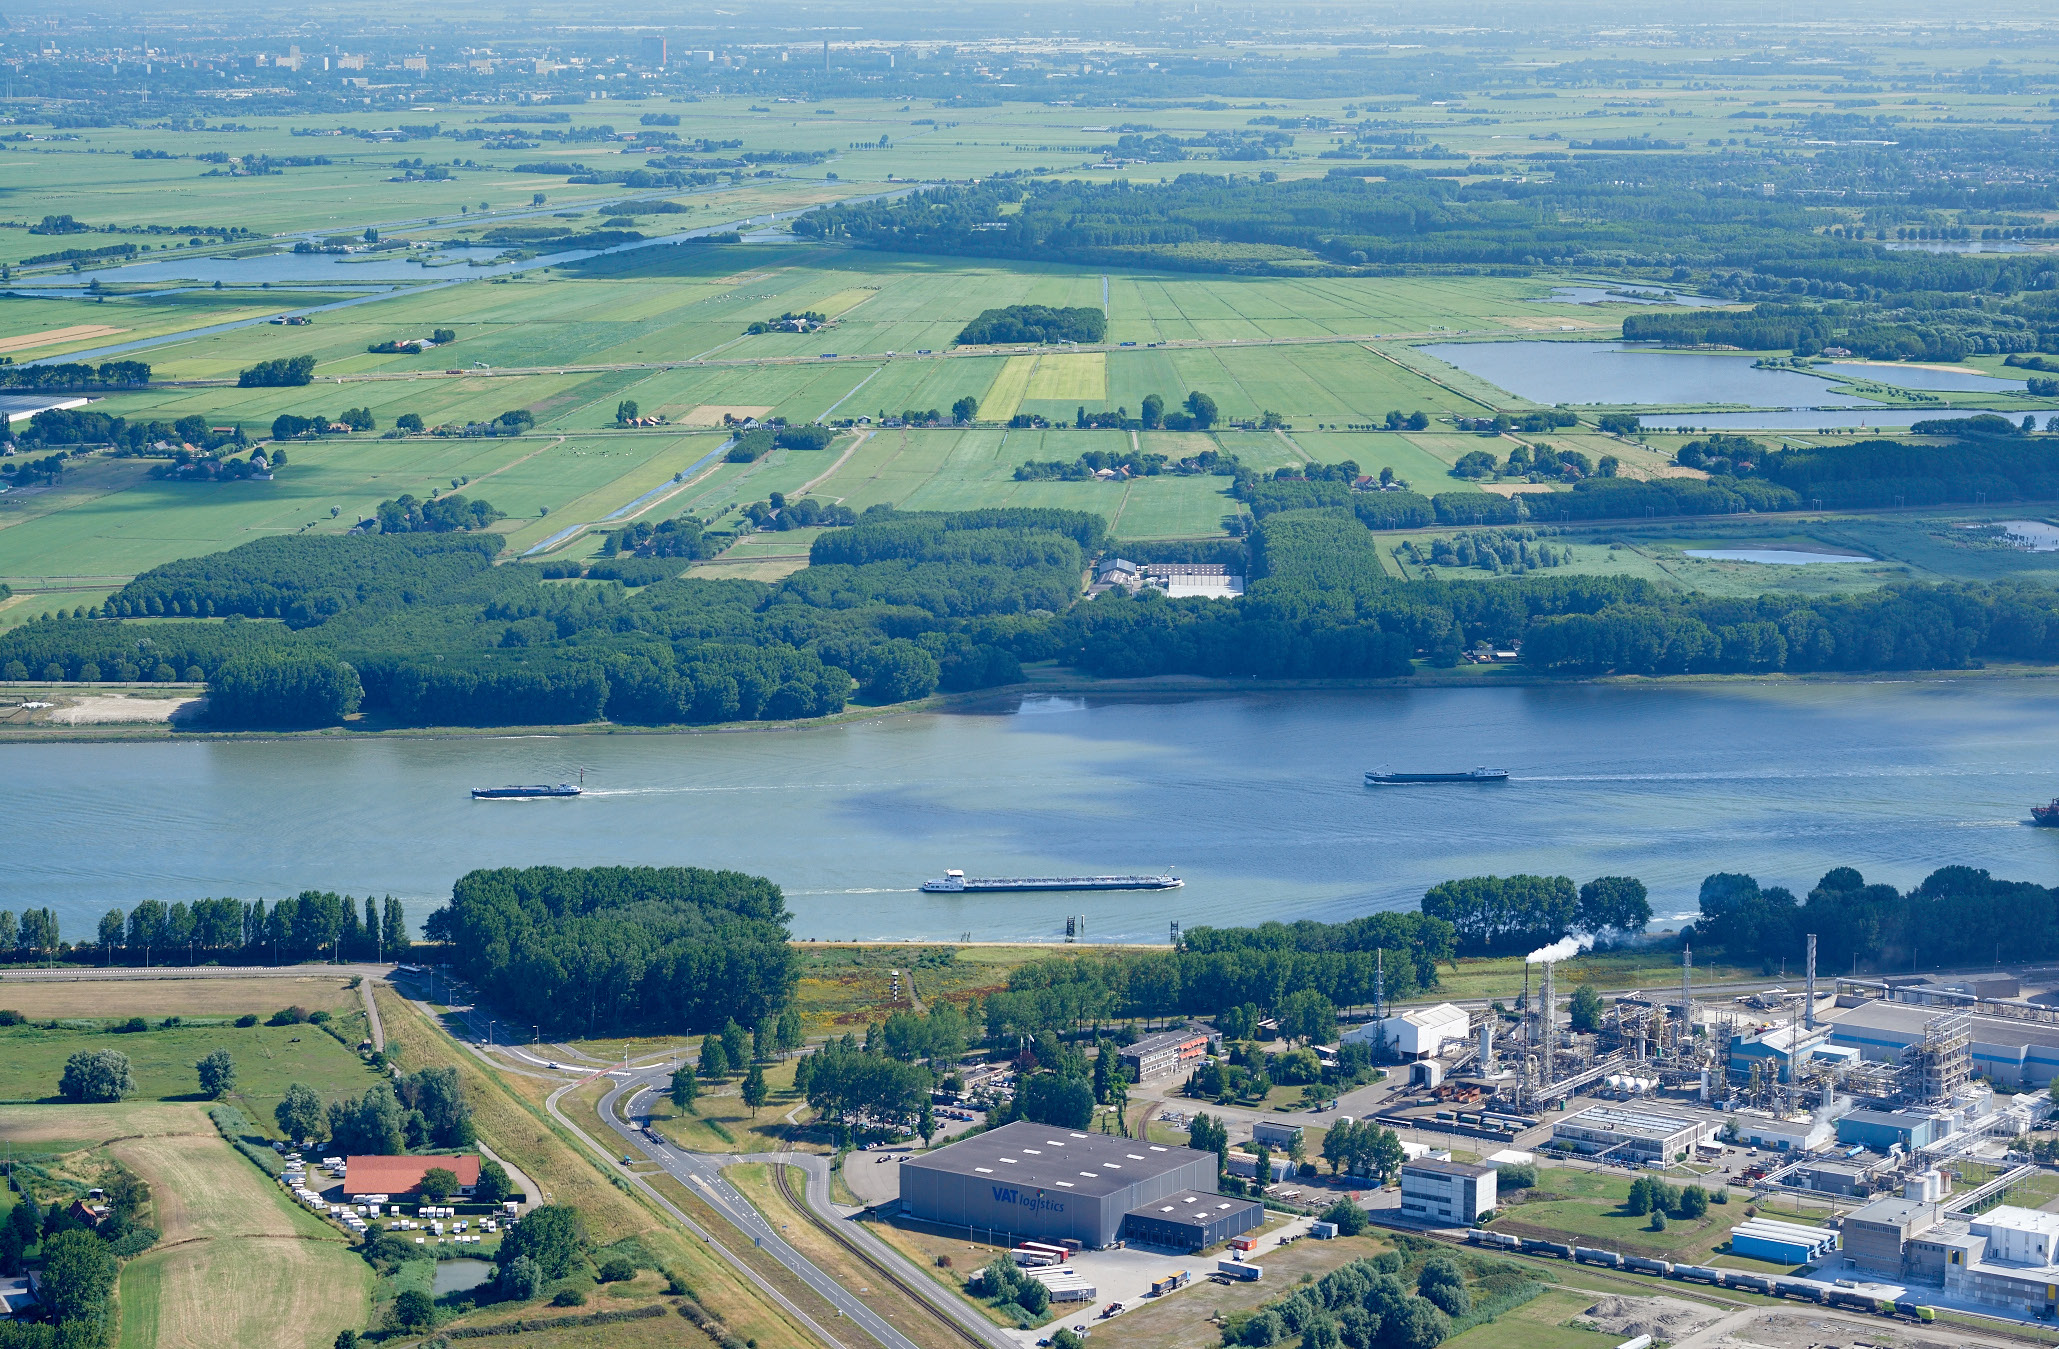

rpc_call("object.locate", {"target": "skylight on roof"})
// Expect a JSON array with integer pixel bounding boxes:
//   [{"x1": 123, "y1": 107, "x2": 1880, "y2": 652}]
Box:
[
  {"x1": 1056, "y1": 1181, "x2": 1074, "y2": 1187},
  {"x1": 975, "y1": 1167, "x2": 993, "y2": 1173}
]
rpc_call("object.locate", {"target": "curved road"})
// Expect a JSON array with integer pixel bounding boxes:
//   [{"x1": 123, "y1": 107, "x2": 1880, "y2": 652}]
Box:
[{"x1": 594, "y1": 1071, "x2": 917, "y2": 1349}]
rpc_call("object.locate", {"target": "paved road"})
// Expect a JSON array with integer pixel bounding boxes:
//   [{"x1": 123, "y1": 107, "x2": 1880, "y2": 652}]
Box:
[{"x1": 597, "y1": 1072, "x2": 911, "y2": 1349}]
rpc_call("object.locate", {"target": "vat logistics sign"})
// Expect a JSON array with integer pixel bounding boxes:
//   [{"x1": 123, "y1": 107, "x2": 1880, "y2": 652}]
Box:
[{"x1": 992, "y1": 1185, "x2": 1065, "y2": 1215}]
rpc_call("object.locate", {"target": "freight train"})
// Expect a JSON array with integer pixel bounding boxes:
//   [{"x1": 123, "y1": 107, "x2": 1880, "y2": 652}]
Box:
[{"x1": 1463, "y1": 1230, "x2": 1933, "y2": 1321}]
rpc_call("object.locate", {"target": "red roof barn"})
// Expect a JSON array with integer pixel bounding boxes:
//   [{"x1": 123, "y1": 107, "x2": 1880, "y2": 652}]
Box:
[{"x1": 343, "y1": 1155, "x2": 481, "y2": 1198}]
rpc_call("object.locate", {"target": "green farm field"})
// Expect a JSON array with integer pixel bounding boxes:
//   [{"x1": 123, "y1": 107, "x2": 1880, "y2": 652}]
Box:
[
  {"x1": 0, "y1": 1019, "x2": 382, "y2": 1126},
  {"x1": 0, "y1": 426, "x2": 739, "y2": 581},
  {"x1": 0, "y1": 81, "x2": 2050, "y2": 258}
]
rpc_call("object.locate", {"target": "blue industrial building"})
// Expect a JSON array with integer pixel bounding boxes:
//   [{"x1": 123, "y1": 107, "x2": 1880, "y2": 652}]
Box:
[
  {"x1": 1835, "y1": 1108, "x2": 1937, "y2": 1151},
  {"x1": 1729, "y1": 1216, "x2": 1839, "y2": 1266}
]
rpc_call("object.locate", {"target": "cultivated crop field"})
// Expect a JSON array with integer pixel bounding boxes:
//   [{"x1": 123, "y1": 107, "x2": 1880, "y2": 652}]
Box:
[
  {"x1": 0, "y1": 1100, "x2": 368, "y2": 1349},
  {"x1": 112, "y1": 1122, "x2": 371, "y2": 1349}
]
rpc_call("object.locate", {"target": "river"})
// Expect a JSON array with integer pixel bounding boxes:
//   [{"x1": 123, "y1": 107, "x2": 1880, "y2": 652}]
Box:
[{"x1": 7, "y1": 682, "x2": 2058, "y2": 944}]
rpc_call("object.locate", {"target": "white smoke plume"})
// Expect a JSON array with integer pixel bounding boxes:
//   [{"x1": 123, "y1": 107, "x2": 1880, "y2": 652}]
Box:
[{"x1": 1526, "y1": 933, "x2": 1594, "y2": 964}]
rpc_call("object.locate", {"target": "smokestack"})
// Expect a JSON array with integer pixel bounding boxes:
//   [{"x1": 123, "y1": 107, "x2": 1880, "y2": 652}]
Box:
[
  {"x1": 1541, "y1": 958, "x2": 1557, "y2": 1088},
  {"x1": 1680, "y1": 942, "x2": 1694, "y2": 1051},
  {"x1": 1479, "y1": 1018, "x2": 1494, "y2": 1072},
  {"x1": 1806, "y1": 932, "x2": 1817, "y2": 1031}
]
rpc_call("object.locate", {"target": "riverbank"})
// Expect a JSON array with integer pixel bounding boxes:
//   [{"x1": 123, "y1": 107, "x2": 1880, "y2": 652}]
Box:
[{"x1": 7, "y1": 660, "x2": 2059, "y2": 745}]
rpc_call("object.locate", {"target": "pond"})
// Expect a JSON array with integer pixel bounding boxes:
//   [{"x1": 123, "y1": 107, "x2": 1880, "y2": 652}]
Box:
[
  {"x1": 1825, "y1": 361, "x2": 2026, "y2": 394},
  {"x1": 1683, "y1": 549, "x2": 1874, "y2": 566},
  {"x1": 1419, "y1": 341, "x2": 1880, "y2": 408},
  {"x1": 1989, "y1": 521, "x2": 2059, "y2": 553},
  {"x1": 1634, "y1": 408, "x2": 2030, "y2": 432},
  {"x1": 1534, "y1": 286, "x2": 1728, "y2": 307},
  {"x1": 433, "y1": 1259, "x2": 497, "y2": 1296},
  {"x1": 1418, "y1": 340, "x2": 2058, "y2": 429},
  {"x1": 1884, "y1": 240, "x2": 2036, "y2": 253}
]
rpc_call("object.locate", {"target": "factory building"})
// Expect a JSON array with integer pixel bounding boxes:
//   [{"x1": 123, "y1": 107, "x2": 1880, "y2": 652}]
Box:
[
  {"x1": 1117, "y1": 1026, "x2": 1219, "y2": 1081},
  {"x1": 898, "y1": 1121, "x2": 1223, "y2": 1249},
  {"x1": 1399, "y1": 1159, "x2": 1497, "y2": 1224},
  {"x1": 1841, "y1": 1197, "x2": 1942, "y2": 1276},
  {"x1": 1550, "y1": 1105, "x2": 1720, "y2": 1163},
  {"x1": 1837, "y1": 1199, "x2": 2059, "y2": 1316},
  {"x1": 1834, "y1": 1107, "x2": 1938, "y2": 1151},
  {"x1": 1826, "y1": 999, "x2": 2059, "y2": 1087},
  {"x1": 1342, "y1": 1003, "x2": 1471, "y2": 1059}
]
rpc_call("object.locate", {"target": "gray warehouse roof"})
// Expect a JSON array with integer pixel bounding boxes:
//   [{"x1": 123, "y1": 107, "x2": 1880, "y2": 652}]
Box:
[
  {"x1": 1126, "y1": 1190, "x2": 1259, "y2": 1222},
  {"x1": 1403, "y1": 1158, "x2": 1496, "y2": 1180},
  {"x1": 1830, "y1": 1000, "x2": 2059, "y2": 1051},
  {"x1": 904, "y1": 1121, "x2": 1211, "y2": 1200}
]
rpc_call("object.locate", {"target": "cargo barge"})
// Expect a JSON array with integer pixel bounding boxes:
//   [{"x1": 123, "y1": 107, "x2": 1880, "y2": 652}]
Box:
[
  {"x1": 472, "y1": 783, "x2": 583, "y2": 799},
  {"x1": 921, "y1": 869, "x2": 1183, "y2": 893},
  {"x1": 1365, "y1": 767, "x2": 1509, "y2": 785}
]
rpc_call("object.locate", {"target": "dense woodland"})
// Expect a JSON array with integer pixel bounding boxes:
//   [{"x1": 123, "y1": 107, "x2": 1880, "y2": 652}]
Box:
[
  {"x1": 424, "y1": 865, "x2": 798, "y2": 1035},
  {"x1": 18, "y1": 448, "x2": 2059, "y2": 719},
  {"x1": 0, "y1": 510, "x2": 1075, "y2": 728},
  {"x1": 1691, "y1": 865, "x2": 2059, "y2": 973}
]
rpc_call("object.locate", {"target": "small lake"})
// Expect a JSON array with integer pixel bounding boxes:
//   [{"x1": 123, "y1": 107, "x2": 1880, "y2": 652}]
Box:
[
  {"x1": 1885, "y1": 240, "x2": 2036, "y2": 254},
  {"x1": 1535, "y1": 287, "x2": 1728, "y2": 308},
  {"x1": 1635, "y1": 408, "x2": 2027, "y2": 431},
  {"x1": 1420, "y1": 341, "x2": 1880, "y2": 408},
  {"x1": 1826, "y1": 362, "x2": 2026, "y2": 394},
  {"x1": 1684, "y1": 549, "x2": 1874, "y2": 566},
  {"x1": 432, "y1": 1259, "x2": 496, "y2": 1295},
  {"x1": 1991, "y1": 521, "x2": 2059, "y2": 553}
]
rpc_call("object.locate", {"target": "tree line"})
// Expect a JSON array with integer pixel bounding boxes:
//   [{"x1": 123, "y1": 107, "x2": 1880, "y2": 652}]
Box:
[
  {"x1": 2, "y1": 894, "x2": 408, "y2": 965},
  {"x1": 1421, "y1": 875, "x2": 1650, "y2": 955},
  {"x1": 1691, "y1": 864, "x2": 2059, "y2": 974},
  {"x1": 980, "y1": 908, "x2": 1454, "y2": 1041}
]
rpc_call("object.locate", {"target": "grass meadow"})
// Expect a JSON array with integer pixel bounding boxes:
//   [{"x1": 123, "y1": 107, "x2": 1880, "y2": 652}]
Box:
[{"x1": 0, "y1": 1018, "x2": 380, "y2": 1126}]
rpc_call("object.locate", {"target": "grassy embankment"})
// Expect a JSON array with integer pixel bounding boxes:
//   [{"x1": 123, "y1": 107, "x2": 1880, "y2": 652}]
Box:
[{"x1": 370, "y1": 984, "x2": 819, "y2": 1346}]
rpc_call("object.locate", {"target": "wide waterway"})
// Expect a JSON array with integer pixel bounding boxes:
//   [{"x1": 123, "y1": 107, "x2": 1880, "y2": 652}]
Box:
[{"x1": 8, "y1": 682, "x2": 2059, "y2": 944}]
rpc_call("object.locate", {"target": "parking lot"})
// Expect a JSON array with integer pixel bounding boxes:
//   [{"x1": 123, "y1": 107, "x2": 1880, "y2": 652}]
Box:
[{"x1": 1008, "y1": 1213, "x2": 1316, "y2": 1346}]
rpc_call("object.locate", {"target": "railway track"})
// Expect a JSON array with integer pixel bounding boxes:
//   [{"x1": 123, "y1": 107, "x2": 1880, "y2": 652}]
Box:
[{"x1": 769, "y1": 1160, "x2": 996, "y2": 1349}]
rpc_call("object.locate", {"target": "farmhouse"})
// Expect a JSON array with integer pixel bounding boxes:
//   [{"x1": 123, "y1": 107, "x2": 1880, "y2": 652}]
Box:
[{"x1": 343, "y1": 1154, "x2": 482, "y2": 1198}]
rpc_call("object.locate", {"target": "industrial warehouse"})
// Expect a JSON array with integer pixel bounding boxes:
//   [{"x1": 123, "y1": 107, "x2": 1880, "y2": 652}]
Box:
[{"x1": 896, "y1": 1121, "x2": 1262, "y2": 1250}]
